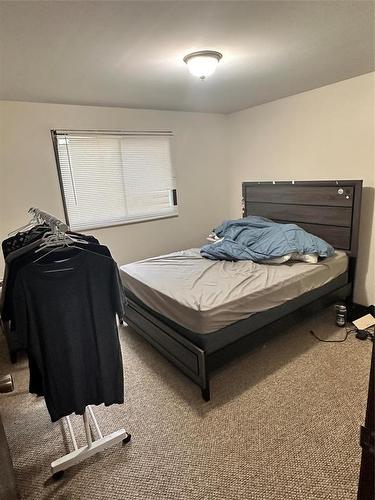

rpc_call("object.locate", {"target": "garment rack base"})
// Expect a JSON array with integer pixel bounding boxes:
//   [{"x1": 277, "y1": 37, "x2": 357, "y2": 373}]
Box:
[{"x1": 51, "y1": 405, "x2": 131, "y2": 479}]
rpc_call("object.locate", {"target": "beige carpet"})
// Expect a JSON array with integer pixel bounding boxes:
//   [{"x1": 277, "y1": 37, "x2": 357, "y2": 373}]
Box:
[{"x1": 0, "y1": 307, "x2": 371, "y2": 500}]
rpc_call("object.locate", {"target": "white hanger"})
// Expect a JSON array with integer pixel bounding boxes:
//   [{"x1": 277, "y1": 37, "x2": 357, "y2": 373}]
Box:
[{"x1": 7, "y1": 213, "x2": 42, "y2": 236}]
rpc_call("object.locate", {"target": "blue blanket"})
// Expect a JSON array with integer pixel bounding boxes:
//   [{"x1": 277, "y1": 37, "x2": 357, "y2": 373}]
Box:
[{"x1": 201, "y1": 216, "x2": 334, "y2": 261}]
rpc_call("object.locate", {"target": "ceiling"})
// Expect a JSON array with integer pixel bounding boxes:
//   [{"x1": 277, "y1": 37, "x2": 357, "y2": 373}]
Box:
[{"x1": 0, "y1": 1, "x2": 374, "y2": 114}]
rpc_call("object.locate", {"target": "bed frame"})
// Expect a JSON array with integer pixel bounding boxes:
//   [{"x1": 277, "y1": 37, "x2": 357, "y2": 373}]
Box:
[{"x1": 123, "y1": 180, "x2": 363, "y2": 401}]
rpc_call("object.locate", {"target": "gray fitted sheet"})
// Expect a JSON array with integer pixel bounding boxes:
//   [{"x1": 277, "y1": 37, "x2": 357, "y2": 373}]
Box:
[{"x1": 120, "y1": 249, "x2": 348, "y2": 334}]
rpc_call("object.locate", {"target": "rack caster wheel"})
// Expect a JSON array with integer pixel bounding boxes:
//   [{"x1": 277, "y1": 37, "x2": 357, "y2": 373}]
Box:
[
  {"x1": 52, "y1": 470, "x2": 64, "y2": 481},
  {"x1": 122, "y1": 433, "x2": 131, "y2": 444}
]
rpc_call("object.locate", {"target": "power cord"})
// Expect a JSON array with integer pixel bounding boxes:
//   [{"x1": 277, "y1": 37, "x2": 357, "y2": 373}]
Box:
[
  {"x1": 309, "y1": 324, "x2": 374, "y2": 343},
  {"x1": 309, "y1": 325, "x2": 357, "y2": 343}
]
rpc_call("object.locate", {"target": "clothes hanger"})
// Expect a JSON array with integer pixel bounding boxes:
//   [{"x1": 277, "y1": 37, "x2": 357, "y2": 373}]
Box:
[
  {"x1": 35, "y1": 230, "x2": 88, "y2": 251},
  {"x1": 33, "y1": 231, "x2": 112, "y2": 264},
  {"x1": 7, "y1": 213, "x2": 41, "y2": 236}
]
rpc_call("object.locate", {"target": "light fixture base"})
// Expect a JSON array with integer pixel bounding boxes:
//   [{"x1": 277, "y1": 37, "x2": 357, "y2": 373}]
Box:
[{"x1": 183, "y1": 50, "x2": 223, "y2": 65}]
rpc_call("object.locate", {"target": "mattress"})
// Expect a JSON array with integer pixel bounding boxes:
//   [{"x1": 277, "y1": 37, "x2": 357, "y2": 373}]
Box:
[{"x1": 120, "y1": 249, "x2": 348, "y2": 334}]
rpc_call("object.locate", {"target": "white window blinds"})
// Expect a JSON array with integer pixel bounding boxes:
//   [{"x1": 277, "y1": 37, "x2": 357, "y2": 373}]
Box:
[{"x1": 53, "y1": 131, "x2": 177, "y2": 231}]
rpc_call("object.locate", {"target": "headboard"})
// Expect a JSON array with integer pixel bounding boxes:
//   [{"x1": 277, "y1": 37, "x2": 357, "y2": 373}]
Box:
[{"x1": 242, "y1": 180, "x2": 363, "y2": 257}]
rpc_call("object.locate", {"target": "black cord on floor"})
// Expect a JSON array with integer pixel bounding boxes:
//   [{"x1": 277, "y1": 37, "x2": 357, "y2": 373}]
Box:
[
  {"x1": 310, "y1": 325, "x2": 375, "y2": 343},
  {"x1": 309, "y1": 326, "x2": 357, "y2": 343}
]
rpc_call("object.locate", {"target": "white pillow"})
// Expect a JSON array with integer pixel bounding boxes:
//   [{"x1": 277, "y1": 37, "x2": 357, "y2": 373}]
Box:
[
  {"x1": 261, "y1": 253, "x2": 319, "y2": 264},
  {"x1": 290, "y1": 253, "x2": 318, "y2": 264},
  {"x1": 206, "y1": 232, "x2": 222, "y2": 242},
  {"x1": 260, "y1": 254, "x2": 292, "y2": 264}
]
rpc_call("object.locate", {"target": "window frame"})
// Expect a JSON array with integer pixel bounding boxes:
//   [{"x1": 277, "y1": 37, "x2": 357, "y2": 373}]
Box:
[{"x1": 51, "y1": 129, "x2": 178, "y2": 231}]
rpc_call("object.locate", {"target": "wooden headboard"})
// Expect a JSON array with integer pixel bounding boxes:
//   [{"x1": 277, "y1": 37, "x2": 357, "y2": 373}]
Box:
[{"x1": 242, "y1": 180, "x2": 363, "y2": 257}]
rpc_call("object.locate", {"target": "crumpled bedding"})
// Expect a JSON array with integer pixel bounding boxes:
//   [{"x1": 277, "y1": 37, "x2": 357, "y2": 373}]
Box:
[{"x1": 200, "y1": 216, "x2": 334, "y2": 262}]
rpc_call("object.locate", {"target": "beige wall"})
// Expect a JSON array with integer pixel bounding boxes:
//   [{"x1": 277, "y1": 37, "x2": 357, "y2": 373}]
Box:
[
  {"x1": 228, "y1": 72, "x2": 375, "y2": 305},
  {"x1": 1, "y1": 73, "x2": 374, "y2": 306},
  {"x1": 0, "y1": 101, "x2": 228, "y2": 273}
]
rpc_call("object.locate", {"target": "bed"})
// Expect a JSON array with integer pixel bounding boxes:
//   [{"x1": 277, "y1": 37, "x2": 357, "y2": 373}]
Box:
[{"x1": 121, "y1": 180, "x2": 363, "y2": 401}]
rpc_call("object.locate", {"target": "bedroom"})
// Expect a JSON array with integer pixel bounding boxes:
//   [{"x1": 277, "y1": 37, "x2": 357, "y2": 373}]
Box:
[{"x1": 0, "y1": 1, "x2": 374, "y2": 499}]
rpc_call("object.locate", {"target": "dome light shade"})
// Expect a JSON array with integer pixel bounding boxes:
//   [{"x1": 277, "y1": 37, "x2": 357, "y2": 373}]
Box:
[{"x1": 183, "y1": 50, "x2": 222, "y2": 80}]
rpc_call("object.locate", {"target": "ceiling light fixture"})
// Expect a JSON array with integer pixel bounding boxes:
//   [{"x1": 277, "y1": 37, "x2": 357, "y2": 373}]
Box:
[{"x1": 183, "y1": 50, "x2": 223, "y2": 80}]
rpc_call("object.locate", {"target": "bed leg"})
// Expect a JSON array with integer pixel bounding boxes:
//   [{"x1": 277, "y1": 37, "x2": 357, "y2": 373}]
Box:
[{"x1": 201, "y1": 384, "x2": 210, "y2": 402}]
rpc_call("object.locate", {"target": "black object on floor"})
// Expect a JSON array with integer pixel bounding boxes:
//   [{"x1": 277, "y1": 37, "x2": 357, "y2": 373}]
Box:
[
  {"x1": 356, "y1": 330, "x2": 369, "y2": 341},
  {"x1": 348, "y1": 303, "x2": 375, "y2": 323}
]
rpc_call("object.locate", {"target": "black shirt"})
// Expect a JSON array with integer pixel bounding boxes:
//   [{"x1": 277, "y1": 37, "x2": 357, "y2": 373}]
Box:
[
  {"x1": 2, "y1": 226, "x2": 99, "y2": 259},
  {"x1": 1, "y1": 241, "x2": 110, "y2": 325},
  {"x1": 2, "y1": 225, "x2": 50, "y2": 258},
  {"x1": 13, "y1": 250, "x2": 125, "y2": 422}
]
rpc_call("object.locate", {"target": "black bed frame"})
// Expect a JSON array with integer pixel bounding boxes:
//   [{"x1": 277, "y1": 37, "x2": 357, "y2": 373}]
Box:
[{"x1": 123, "y1": 180, "x2": 363, "y2": 401}]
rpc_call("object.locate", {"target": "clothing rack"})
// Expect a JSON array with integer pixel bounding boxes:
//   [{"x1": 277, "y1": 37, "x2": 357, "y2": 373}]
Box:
[{"x1": 26, "y1": 208, "x2": 131, "y2": 479}]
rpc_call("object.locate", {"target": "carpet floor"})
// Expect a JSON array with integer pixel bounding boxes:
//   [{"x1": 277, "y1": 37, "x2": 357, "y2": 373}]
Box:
[{"x1": 0, "y1": 307, "x2": 371, "y2": 500}]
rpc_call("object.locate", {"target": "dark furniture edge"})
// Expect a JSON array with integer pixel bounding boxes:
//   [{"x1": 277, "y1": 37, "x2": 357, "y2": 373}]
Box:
[
  {"x1": 0, "y1": 415, "x2": 20, "y2": 499},
  {"x1": 357, "y1": 336, "x2": 374, "y2": 500}
]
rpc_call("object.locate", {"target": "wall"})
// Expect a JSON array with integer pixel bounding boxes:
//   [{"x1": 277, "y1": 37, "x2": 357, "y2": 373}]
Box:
[
  {"x1": 0, "y1": 101, "x2": 228, "y2": 274},
  {"x1": 228, "y1": 72, "x2": 375, "y2": 305},
  {"x1": 1, "y1": 73, "x2": 374, "y2": 305}
]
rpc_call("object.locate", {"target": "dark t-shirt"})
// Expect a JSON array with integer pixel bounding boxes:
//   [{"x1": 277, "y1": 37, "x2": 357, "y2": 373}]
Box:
[
  {"x1": 13, "y1": 250, "x2": 126, "y2": 422},
  {"x1": 2, "y1": 226, "x2": 99, "y2": 259},
  {"x1": 2, "y1": 225, "x2": 50, "y2": 258},
  {"x1": 1, "y1": 241, "x2": 109, "y2": 325}
]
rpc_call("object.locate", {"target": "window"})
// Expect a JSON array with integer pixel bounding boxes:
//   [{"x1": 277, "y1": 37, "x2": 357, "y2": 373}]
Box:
[{"x1": 52, "y1": 130, "x2": 177, "y2": 231}]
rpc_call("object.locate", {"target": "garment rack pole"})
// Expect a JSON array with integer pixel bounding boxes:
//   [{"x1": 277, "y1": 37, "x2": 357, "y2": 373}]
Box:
[
  {"x1": 26, "y1": 208, "x2": 131, "y2": 479},
  {"x1": 65, "y1": 416, "x2": 78, "y2": 451},
  {"x1": 87, "y1": 404, "x2": 103, "y2": 439},
  {"x1": 82, "y1": 411, "x2": 93, "y2": 447}
]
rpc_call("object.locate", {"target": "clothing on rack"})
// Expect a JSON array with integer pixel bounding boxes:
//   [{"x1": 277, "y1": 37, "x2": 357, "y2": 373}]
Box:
[
  {"x1": 2, "y1": 224, "x2": 50, "y2": 258},
  {"x1": 2, "y1": 225, "x2": 100, "y2": 260},
  {"x1": 1, "y1": 210, "x2": 126, "y2": 422},
  {"x1": 1, "y1": 239, "x2": 111, "y2": 326},
  {"x1": 14, "y1": 249, "x2": 125, "y2": 421},
  {"x1": 4, "y1": 242, "x2": 117, "y2": 397}
]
